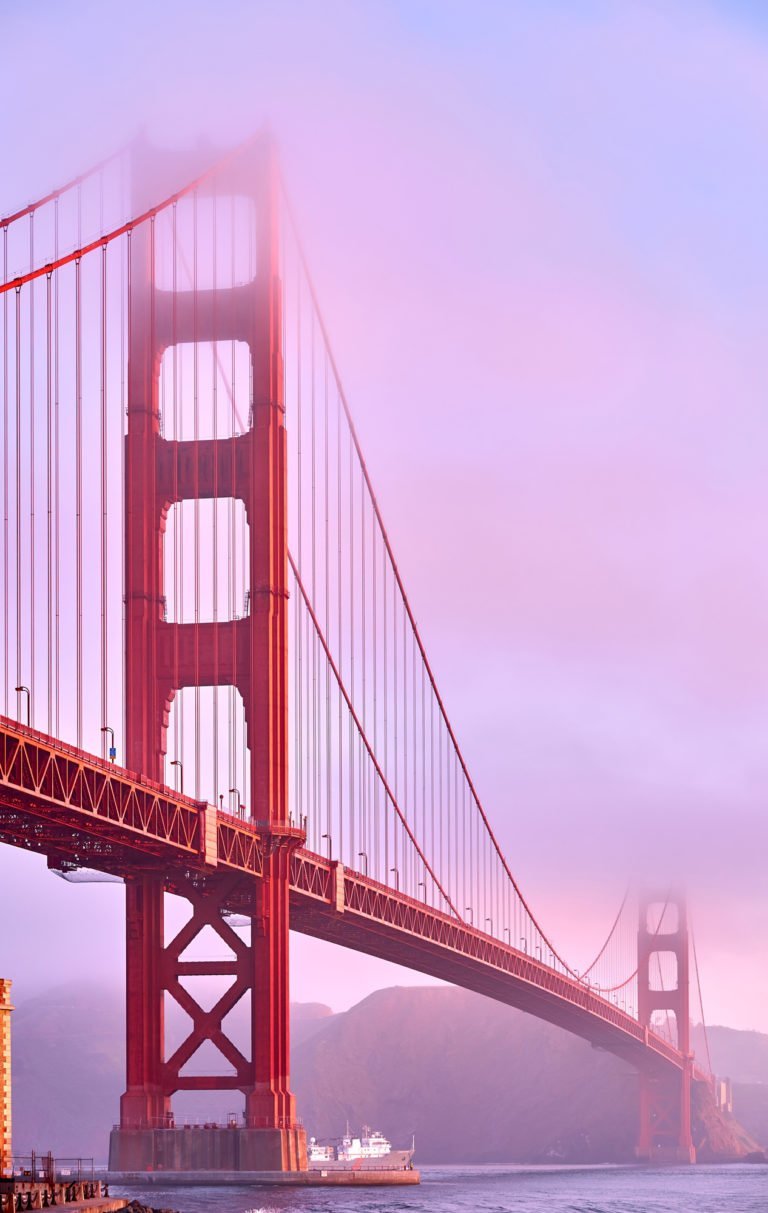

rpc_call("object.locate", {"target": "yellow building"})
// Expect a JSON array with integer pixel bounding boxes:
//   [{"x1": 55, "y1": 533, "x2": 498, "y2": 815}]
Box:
[{"x1": 0, "y1": 979, "x2": 11, "y2": 1178}]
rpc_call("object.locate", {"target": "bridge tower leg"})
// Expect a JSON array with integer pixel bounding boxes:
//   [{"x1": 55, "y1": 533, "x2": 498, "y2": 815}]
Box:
[
  {"x1": 636, "y1": 891, "x2": 695, "y2": 1164},
  {"x1": 110, "y1": 135, "x2": 305, "y2": 1173}
]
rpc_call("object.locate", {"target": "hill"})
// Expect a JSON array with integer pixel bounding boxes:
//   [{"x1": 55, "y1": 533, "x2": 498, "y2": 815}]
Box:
[{"x1": 8, "y1": 982, "x2": 764, "y2": 1163}]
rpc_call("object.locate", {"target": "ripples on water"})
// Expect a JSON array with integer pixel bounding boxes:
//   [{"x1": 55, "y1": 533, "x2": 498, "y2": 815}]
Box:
[{"x1": 114, "y1": 1163, "x2": 768, "y2": 1213}]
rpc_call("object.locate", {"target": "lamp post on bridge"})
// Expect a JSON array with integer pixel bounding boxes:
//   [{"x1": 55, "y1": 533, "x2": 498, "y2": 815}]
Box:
[
  {"x1": 389, "y1": 866, "x2": 399, "y2": 892},
  {"x1": 170, "y1": 759, "x2": 183, "y2": 795},
  {"x1": 465, "y1": 906, "x2": 473, "y2": 925},
  {"x1": 357, "y1": 851, "x2": 368, "y2": 876},
  {"x1": 229, "y1": 788, "x2": 243, "y2": 819},
  {"x1": 14, "y1": 686, "x2": 30, "y2": 727},
  {"x1": 322, "y1": 833, "x2": 332, "y2": 862},
  {"x1": 101, "y1": 725, "x2": 117, "y2": 763}
]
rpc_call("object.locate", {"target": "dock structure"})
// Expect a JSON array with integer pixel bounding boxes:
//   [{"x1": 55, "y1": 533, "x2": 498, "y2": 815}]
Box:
[{"x1": 0, "y1": 981, "x2": 11, "y2": 1179}]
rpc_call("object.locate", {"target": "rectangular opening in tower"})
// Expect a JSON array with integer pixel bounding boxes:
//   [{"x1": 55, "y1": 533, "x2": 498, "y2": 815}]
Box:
[
  {"x1": 647, "y1": 950, "x2": 678, "y2": 992},
  {"x1": 152, "y1": 194, "x2": 258, "y2": 291},
  {"x1": 164, "y1": 498, "x2": 250, "y2": 625},
  {"x1": 159, "y1": 340, "x2": 252, "y2": 440},
  {"x1": 645, "y1": 901, "x2": 679, "y2": 934},
  {"x1": 165, "y1": 685, "x2": 251, "y2": 811}
]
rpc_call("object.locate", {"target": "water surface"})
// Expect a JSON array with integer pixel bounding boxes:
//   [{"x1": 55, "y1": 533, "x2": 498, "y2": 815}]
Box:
[{"x1": 114, "y1": 1162, "x2": 768, "y2": 1212}]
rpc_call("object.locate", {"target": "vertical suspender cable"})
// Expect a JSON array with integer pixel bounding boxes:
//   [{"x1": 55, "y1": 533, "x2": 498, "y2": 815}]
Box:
[
  {"x1": 393, "y1": 540, "x2": 398, "y2": 875},
  {"x1": 100, "y1": 242, "x2": 108, "y2": 755},
  {"x1": 28, "y1": 215, "x2": 35, "y2": 719},
  {"x1": 193, "y1": 194, "x2": 200, "y2": 799},
  {"x1": 2, "y1": 226, "x2": 7, "y2": 717},
  {"x1": 172, "y1": 204, "x2": 180, "y2": 781},
  {"x1": 46, "y1": 269, "x2": 52, "y2": 732},
  {"x1": 383, "y1": 545, "x2": 388, "y2": 879},
  {"x1": 402, "y1": 597, "x2": 407, "y2": 890},
  {"x1": 75, "y1": 254, "x2": 83, "y2": 745},
  {"x1": 121, "y1": 228, "x2": 128, "y2": 759},
  {"x1": 212, "y1": 189, "x2": 219, "y2": 806},
  {"x1": 368, "y1": 480, "x2": 373, "y2": 873},
  {"x1": 348, "y1": 420, "x2": 355, "y2": 868},
  {"x1": 75, "y1": 186, "x2": 83, "y2": 745},
  {"x1": 14, "y1": 286, "x2": 21, "y2": 720},
  {"x1": 324, "y1": 349, "x2": 330, "y2": 851},
  {"x1": 360, "y1": 463, "x2": 366, "y2": 859},
  {"x1": 420, "y1": 643, "x2": 426, "y2": 901},
  {"x1": 54, "y1": 203, "x2": 60, "y2": 736},
  {"x1": 311, "y1": 309, "x2": 317, "y2": 838},
  {"x1": 229, "y1": 196, "x2": 236, "y2": 809},
  {"x1": 337, "y1": 384, "x2": 343, "y2": 859},
  {"x1": 412, "y1": 627, "x2": 417, "y2": 894},
  {"x1": 430, "y1": 665, "x2": 435, "y2": 903},
  {"x1": 296, "y1": 250, "x2": 303, "y2": 826}
]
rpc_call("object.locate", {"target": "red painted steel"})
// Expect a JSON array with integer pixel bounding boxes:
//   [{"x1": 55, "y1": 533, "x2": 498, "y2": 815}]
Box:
[
  {"x1": 121, "y1": 134, "x2": 299, "y2": 1133},
  {"x1": 636, "y1": 893, "x2": 696, "y2": 1162}
]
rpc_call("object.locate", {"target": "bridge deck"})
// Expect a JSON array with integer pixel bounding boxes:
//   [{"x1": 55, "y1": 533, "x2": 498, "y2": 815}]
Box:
[{"x1": 0, "y1": 716, "x2": 692, "y2": 1079}]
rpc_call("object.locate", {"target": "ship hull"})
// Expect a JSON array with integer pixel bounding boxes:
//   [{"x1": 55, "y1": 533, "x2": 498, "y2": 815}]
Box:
[{"x1": 309, "y1": 1149, "x2": 414, "y2": 1172}]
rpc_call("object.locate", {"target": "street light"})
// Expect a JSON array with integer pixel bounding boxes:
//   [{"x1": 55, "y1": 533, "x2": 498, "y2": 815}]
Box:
[
  {"x1": 485, "y1": 917, "x2": 493, "y2": 935},
  {"x1": 389, "y1": 866, "x2": 400, "y2": 891},
  {"x1": 171, "y1": 759, "x2": 183, "y2": 794},
  {"x1": 503, "y1": 927, "x2": 511, "y2": 943},
  {"x1": 322, "y1": 833, "x2": 332, "y2": 861},
  {"x1": 229, "y1": 788, "x2": 243, "y2": 818},
  {"x1": 520, "y1": 937, "x2": 528, "y2": 954},
  {"x1": 465, "y1": 906, "x2": 474, "y2": 925},
  {"x1": 357, "y1": 851, "x2": 368, "y2": 876},
  {"x1": 101, "y1": 725, "x2": 116, "y2": 763},
  {"x1": 15, "y1": 685, "x2": 30, "y2": 727}
]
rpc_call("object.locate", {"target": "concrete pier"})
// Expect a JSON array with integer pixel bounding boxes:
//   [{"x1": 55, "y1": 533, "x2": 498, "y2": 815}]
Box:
[
  {"x1": 108, "y1": 1125, "x2": 306, "y2": 1172},
  {"x1": 110, "y1": 1168, "x2": 420, "y2": 1187}
]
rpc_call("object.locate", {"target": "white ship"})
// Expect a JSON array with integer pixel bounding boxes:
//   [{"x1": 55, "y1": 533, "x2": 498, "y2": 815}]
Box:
[{"x1": 308, "y1": 1124, "x2": 415, "y2": 1171}]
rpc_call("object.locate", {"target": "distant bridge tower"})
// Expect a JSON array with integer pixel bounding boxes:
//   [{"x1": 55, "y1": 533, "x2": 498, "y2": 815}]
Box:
[
  {"x1": 0, "y1": 979, "x2": 12, "y2": 1178},
  {"x1": 109, "y1": 135, "x2": 306, "y2": 1173},
  {"x1": 636, "y1": 892, "x2": 695, "y2": 1163}
]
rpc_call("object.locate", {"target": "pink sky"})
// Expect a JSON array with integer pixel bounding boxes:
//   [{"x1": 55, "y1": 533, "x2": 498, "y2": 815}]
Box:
[{"x1": 2, "y1": 1, "x2": 768, "y2": 1030}]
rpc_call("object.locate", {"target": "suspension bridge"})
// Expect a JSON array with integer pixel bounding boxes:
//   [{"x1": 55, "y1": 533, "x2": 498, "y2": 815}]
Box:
[{"x1": 0, "y1": 133, "x2": 714, "y2": 1171}]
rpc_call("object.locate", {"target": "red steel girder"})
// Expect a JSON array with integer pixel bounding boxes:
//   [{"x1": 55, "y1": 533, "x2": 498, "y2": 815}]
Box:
[{"x1": 0, "y1": 716, "x2": 697, "y2": 1090}]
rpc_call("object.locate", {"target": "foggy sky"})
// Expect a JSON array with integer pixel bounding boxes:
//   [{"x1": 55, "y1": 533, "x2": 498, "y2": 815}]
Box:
[{"x1": 1, "y1": 0, "x2": 768, "y2": 1030}]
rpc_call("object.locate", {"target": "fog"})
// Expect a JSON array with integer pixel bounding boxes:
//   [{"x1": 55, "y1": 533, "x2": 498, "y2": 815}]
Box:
[{"x1": 2, "y1": 0, "x2": 768, "y2": 1029}]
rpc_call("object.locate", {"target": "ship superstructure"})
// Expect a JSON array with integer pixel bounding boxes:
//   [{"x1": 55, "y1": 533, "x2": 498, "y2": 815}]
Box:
[{"x1": 309, "y1": 1125, "x2": 414, "y2": 1171}]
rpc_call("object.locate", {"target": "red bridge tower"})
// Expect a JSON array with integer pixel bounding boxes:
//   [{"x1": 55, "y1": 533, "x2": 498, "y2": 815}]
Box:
[
  {"x1": 636, "y1": 892, "x2": 695, "y2": 1164},
  {"x1": 109, "y1": 136, "x2": 306, "y2": 1173}
]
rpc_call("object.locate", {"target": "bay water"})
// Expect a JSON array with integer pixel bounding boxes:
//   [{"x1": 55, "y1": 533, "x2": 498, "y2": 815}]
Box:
[{"x1": 114, "y1": 1163, "x2": 768, "y2": 1212}]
